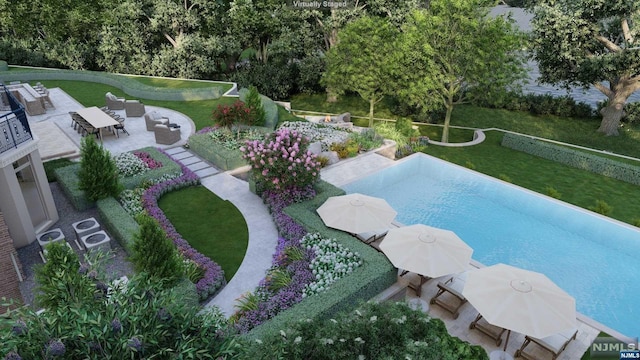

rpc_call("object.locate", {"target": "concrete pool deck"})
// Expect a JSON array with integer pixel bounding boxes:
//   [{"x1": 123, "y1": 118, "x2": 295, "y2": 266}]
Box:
[{"x1": 322, "y1": 153, "x2": 604, "y2": 359}]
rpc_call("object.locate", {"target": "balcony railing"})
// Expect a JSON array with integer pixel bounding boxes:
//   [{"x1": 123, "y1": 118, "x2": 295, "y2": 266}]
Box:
[{"x1": 0, "y1": 85, "x2": 33, "y2": 154}]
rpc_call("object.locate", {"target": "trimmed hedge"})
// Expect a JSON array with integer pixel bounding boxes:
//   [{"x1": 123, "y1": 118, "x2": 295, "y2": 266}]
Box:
[
  {"x1": 246, "y1": 180, "x2": 397, "y2": 340},
  {"x1": 54, "y1": 148, "x2": 183, "y2": 210},
  {"x1": 238, "y1": 87, "x2": 279, "y2": 130},
  {"x1": 96, "y1": 197, "x2": 139, "y2": 254},
  {"x1": 187, "y1": 133, "x2": 247, "y2": 171},
  {"x1": 53, "y1": 163, "x2": 94, "y2": 211},
  {"x1": 501, "y1": 133, "x2": 640, "y2": 186},
  {"x1": 120, "y1": 147, "x2": 182, "y2": 190},
  {"x1": 0, "y1": 67, "x2": 231, "y2": 101},
  {"x1": 0, "y1": 60, "x2": 8, "y2": 71}
]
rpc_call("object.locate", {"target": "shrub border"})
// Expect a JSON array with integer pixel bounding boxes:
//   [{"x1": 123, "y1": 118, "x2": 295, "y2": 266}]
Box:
[
  {"x1": 501, "y1": 133, "x2": 640, "y2": 186},
  {"x1": 0, "y1": 67, "x2": 232, "y2": 101},
  {"x1": 246, "y1": 180, "x2": 397, "y2": 339}
]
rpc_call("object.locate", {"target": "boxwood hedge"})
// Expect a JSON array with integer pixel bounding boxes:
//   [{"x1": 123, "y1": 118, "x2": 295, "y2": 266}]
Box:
[
  {"x1": 501, "y1": 133, "x2": 640, "y2": 186},
  {"x1": 96, "y1": 197, "x2": 139, "y2": 254},
  {"x1": 246, "y1": 180, "x2": 397, "y2": 340}
]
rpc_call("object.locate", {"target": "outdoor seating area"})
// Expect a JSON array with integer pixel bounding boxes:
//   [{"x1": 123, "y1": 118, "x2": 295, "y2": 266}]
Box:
[{"x1": 25, "y1": 87, "x2": 194, "y2": 158}]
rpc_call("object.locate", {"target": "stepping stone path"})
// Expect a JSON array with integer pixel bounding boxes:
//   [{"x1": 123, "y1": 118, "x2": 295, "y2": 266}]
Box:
[{"x1": 164, "y1": 147, "x2": 220, "y2": 178}]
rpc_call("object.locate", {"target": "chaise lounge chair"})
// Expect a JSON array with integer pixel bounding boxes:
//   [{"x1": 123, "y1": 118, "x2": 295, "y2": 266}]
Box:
[
  {"x1": 469, "y1": 313, "x2": 508, "y2": 346},
  {"x1": 429, "y1": 271, "x2": 469, "y2": 319},
  {"x1": 515, "y1": 328, "x2": 578, "y2": 360}
]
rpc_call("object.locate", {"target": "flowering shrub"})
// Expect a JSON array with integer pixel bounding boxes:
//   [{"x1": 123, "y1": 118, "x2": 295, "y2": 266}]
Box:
[
  {"x1": 301, "y1": 233, "x2": 362, "y2": 298},
  {"x1": 119, "y1": 188, "x2": 145, "y2": 217},
  {"x1": 241, "y1": 128, "x2": 321, "y2": 192},
  {"x1": 212, "y1": 100, "x2": 253, "y2": 129},
  {"x1": 133, "y1": 151, "x2": 163, "y2": 170},
  {"x1": 278, "y1": 121, "x2": 351, "y2": 151},
  {"x1": 209, "y1": 127, "x2": 267, "y2": 151},
  {"x1": 141, "y1": 150, "x2": 225, "y2": 300},
  {"x1": 114, "y1": 152, "x2": 148, "y2": 177}
]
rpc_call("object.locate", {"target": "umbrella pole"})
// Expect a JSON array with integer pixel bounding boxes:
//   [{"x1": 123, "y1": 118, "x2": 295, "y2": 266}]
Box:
[{"x1": 503, "y1": 329, "x2": 511, "y2": 352}]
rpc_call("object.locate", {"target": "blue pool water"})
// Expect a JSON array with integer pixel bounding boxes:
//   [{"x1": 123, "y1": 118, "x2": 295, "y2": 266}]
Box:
[{"x1": 343, "y1": 153, "x2": 640, "y2": 337}]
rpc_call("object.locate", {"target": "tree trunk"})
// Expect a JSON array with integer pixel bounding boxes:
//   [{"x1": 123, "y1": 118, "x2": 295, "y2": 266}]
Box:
[
  {"x1": 598, "y1": 103, "x2": 624, "y2": 136},
  {"x1": 369, "y1": 98, "x2": 375, "y2": 128},
  {"x1": 326, "y1": 87, "x2": 338, "y2": 103},
  {"x1": 596, "y1": 79, "x2": 637, "y2": 136},
  {"x1": 441, "y1": 88, "x2": 455, "y2": 143}
]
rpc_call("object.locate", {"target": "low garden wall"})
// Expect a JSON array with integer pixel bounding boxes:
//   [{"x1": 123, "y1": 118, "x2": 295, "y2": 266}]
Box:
[
  {"x1": 247, "y1": 180, "x2": 397, "y2": 339},
  {"x1": 501, "y1": 133, "x2": 640, "y2": 186},
  {"x1": 0, "y1": 67, "x2": 229, "y2": 101},
  {"x1": 188, "y1": 133, "x2": 247, "y2": 171}
]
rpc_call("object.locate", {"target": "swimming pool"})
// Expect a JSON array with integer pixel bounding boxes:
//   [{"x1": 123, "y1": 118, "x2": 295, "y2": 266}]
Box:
[{"x1": 343, "y1": 153, "x2": 640, "y2": 337}]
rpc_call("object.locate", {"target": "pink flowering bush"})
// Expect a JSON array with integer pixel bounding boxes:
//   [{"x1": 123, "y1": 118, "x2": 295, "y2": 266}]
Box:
[{"x1": 241, "y1": 128, "x2": 321, "y2": 192}]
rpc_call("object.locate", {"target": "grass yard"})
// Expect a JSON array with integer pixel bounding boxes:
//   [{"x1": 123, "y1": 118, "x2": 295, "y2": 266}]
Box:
[
  {"x1": 38, "y1": 80, "x2": 237, "y2": 130},
  {"x1": 423, "y1": 131, "x2": 640, "y2": 226},
  {"x1": 128, "y1": 76, "x2": 233, "y2": 93},
  {"x1": 158, "y1": 185, "x2": 249, "y2": 281}
]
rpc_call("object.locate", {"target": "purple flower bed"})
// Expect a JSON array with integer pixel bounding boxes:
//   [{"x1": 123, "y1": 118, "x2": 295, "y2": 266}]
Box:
[
  {"x1": 141, "y1": 149, "x2": 226, "y2": 300},
  {"x1": 232, "y1": 187, "x2": 316, "y2": 333},
  {"x1": 133, "y1": 151, "x2": 163, "y2": 170},
  {"x1": 195, "y1": 126, "x2": 218, "y2": 134}
]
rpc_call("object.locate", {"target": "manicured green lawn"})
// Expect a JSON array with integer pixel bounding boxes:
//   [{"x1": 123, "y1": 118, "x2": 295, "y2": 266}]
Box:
[
  {"x1": 158, "y1": 186, "x2": 249, "y2": 281},
  {"x1": 38, "y1": 80, "x2": 237, "y2": 130},
  {"x1": 423, "y1": 131, "x2": 640, "y2": 225},
  {"x1": 127, "y1": 76, "x2": 233, "y2": 93}
]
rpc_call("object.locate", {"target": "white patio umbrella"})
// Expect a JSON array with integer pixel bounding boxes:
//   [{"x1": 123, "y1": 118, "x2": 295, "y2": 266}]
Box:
[
  {"x1": 316, "y1": 193, "x2": 397, "y2": 234},
  {"x1": 379, "y1": 224, "x2": 473, "y2": 278},
  {"x1": 462, "y1": 264, "x2": 576, "y2": 354}
]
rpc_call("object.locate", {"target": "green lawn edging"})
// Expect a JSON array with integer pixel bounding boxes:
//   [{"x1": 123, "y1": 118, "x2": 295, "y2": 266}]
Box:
[
  {"x1": 96, "y1": 197, "x2": 139, "y2": 254},
  {"x1": 501, "y1": 133, "x2": 640, "y2": 186},
  {"x1": 187, "y1": 133, "x2": 247, "y2": 171},
  {"x1": 0, "y1": 67, "x2": 227, "y2": 101},
  {"x1": 246, "y1": 180, "x2": 397, "y2": 340},
  {"x1": 238, "y1": 88, "x2": 279, "y2": 130}
]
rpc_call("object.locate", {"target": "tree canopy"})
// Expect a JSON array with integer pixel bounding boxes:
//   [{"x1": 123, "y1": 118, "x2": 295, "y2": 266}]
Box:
[
  {"x1": 322, "y1": 16, "x2": 402, "y2": 127},
  {"x1": 399, "y1": 0, "x2": 526, "y2": 142},
  {"x1": 530, "y1": 0, "x2": 640, "y2": 135}
]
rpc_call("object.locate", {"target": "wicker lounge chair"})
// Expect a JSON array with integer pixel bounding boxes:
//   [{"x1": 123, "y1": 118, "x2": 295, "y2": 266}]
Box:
[
  {"x1": 105, "y1": 92, "x2": 125, "y2": 110},
  {"x1": 125, "y1": 100, "x2": 146, "y2": 117},
  {"x1": 429, "y1": 271, "x2": 469, "y2": 319},
  {"x1": 144, "y1": 111, "x2": 169, "y2": 131},
  {"x1": 469, "y1": 313, "x2": 508, "y2": 346},
  {"x1": 515, "y1": 328, "x2": 578, "y2": 360},
  {"x1": 154, "y1": 124, "x2": 180, "y2": 145}
]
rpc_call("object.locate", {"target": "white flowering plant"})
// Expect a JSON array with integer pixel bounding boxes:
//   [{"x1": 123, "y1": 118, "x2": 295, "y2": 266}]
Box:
[
  {"x1": 113, "y1": 152, "x2": 148, "y2": 177},
  {"x1": 301, "y1": 233, "x2": 362, "y2": 297},
  {"x1": 278, "y1": 121, "x2": 351, "y2": 151}
]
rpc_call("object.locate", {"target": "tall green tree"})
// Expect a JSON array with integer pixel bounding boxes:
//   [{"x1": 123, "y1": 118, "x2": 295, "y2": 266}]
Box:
[
  {"x1": 399, "y1": 0, "x2": 526, "y2": 142},
  {"x1": 130, "y1": 214, "x2": 184, "y2": 287},
  {"x1": 78, "y1": 136, "x2": 122, "y2": 202},
  {"x1": 530, "y1": 0, "x2": 640, "y2": 136},
  {"x1": 322, "y1": 16, "x2": 401, "y2": 127}
]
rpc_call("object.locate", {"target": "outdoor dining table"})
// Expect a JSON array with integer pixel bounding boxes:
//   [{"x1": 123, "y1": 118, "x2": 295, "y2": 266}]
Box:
[{"x1": 76, "y1": 106, "x2": 119, "y2": 142}]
